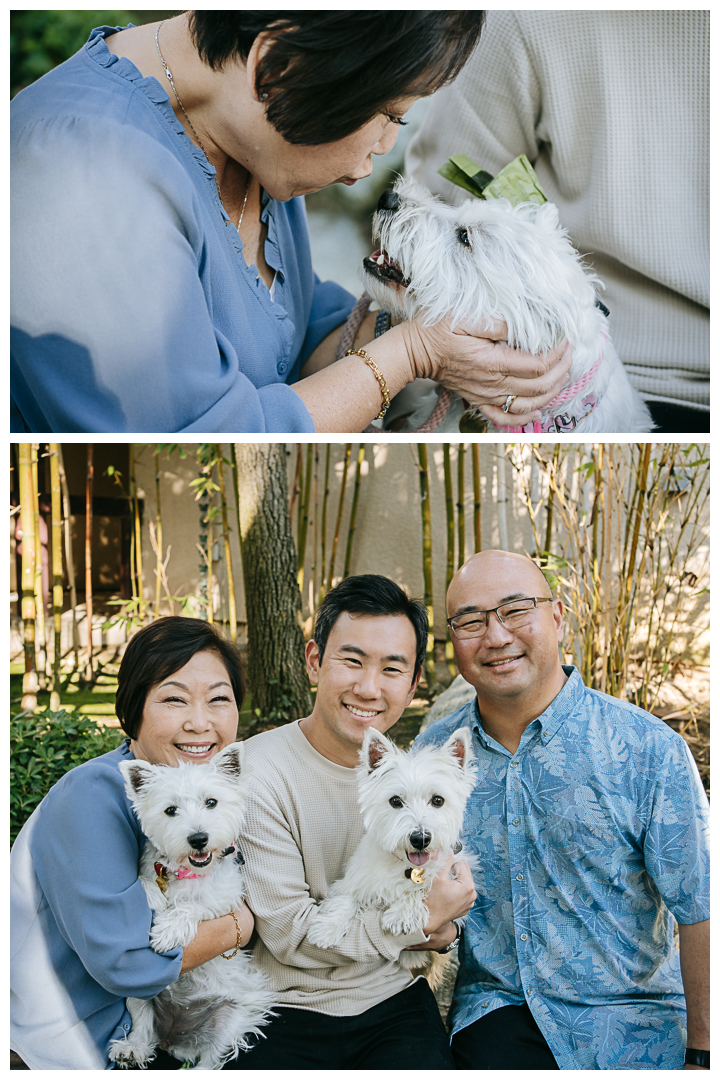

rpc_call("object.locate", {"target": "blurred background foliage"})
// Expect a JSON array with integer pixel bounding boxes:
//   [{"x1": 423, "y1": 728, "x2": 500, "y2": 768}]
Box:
[{"x1": 10, "y1": 9, "x2": 428, "y2": 290}]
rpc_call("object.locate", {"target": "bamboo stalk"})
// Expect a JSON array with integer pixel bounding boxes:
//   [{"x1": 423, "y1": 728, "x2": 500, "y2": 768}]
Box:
[
  {"x1": 312, "y1": 445, "x2": 320, "y2": 614},
  {"x1": 417, "y1": 444, "x2": 435, "y2": 686},
  {"x1": 456, "y1": 443, "x2": 465, "y2": 569},
  {"x1": 130, "y1": 447, "x2": 145, "y2": 617},
  {"x1": 154, "y1": 449, "x2": 163, "y2": 617},
  {"x1": 57, "y1": 445, "x2": 79, "y2": 671},
  {"x1": 343, "y1": 444, "x2": 365, "y2": 579},
  {"x1": 84, "y1": 444, "x2": 94, "y2": 682},
  {"x1": 472, "y1": 444, "x2": 482, "y2": 552},
  {"x1": 497, "y1": 451, "x2": 509, "y2": 550},
  {"x1": 442, "y1": 445, "x2": 456, "y2": 677},
  {"x1": 290, "y1": 445, "x2": 302, "y2": 530},
  {"x1": 327, "y1": 444, "x2": 351, "y2": 592},
  {"x1": 216, "y1": 445, "x2": 237, "y2": 642},
  {"x1": 49, "y1": 445, "x2": 63, "y2": 710},
  {"x1": 31, "y1": 444, "x2": 47, "y2": 686},
  {"x1": 320, "y1": 446, "x2": 330, "y2": 601},
  {"x1": 543, "y1": 444, "x2": 560, "y2": 558},
  {"x1": 19, "y1": 444, "x2": 38, "y2": 712}
]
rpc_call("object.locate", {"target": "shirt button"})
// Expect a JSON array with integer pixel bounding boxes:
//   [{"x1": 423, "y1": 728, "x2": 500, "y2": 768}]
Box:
[
  {"x1": 510, "y1": 761, "x2": 520, "y2": 768},
  {"x1": 123, "y1": 1023, "x2": 130, "y2": 1031},
  {"x1": 512, "y1": 819, "x2": 520, "y2": 826},
  {"x1": 520, "y1": 933, "x2": 528, "y2": 941},
  {"x1": 277, "y1": 362, "x2": 288, "y2": 374},
  {"x1": 481, "y1": 1001, "x2": 489, "y2": 1008},
  {"x1": 516, "y1": 873, "x2": 524, "y2": 881}
]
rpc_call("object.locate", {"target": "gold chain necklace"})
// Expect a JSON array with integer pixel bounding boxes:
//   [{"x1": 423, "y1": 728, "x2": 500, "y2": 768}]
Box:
[{"x1": 155, "y1": 20, "x2": 249, "y2": 233}]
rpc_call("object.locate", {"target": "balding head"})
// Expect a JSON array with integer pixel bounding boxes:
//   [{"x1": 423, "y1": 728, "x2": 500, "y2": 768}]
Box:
[{"x1": 447, "y1": 550, "x2": 551, "y2": 620}]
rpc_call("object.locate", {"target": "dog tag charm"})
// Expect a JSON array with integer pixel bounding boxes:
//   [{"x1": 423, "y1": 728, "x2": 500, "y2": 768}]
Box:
[{"x1": 410, "y1": 867, "x2": 425, "y2": 885}]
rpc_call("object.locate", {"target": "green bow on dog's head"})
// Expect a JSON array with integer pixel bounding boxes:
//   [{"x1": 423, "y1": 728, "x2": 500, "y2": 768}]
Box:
[{"x1": 438, "y1": 153, "x2": 547, "y2": 206}]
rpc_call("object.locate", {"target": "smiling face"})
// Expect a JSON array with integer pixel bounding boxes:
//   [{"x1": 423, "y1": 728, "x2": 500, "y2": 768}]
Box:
[
  {"x1": 302, "y1": 612, "x2": 420, "y2": 767},
  {"x1": 130, "y1": 650, "x2": 239, "y2": 767},
  {"x1": 447, "y1": 551, "x2": 565, "y2": 708}
]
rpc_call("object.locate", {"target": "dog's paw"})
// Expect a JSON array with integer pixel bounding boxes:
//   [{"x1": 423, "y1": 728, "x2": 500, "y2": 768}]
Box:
[
  {"x1": 108, "y1": 1038, "x2": 156, "y2": 1068},
  {"x1": 307, "y1": 917, "x2": 345, "y2": 949},
  {"x1": 307, "y1": 897, "x2": 358, "y2": 948},
  {"x1": 149, "y1": 917, "x2": 195, "y2": 954}
]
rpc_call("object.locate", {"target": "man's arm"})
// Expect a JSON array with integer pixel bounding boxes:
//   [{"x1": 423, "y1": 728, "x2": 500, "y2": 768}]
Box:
[{"x1": 679, "y1": 920, "x2": 710, "y2": 1070}]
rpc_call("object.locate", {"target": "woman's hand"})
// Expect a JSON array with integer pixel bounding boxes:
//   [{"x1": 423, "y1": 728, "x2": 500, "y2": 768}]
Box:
[
  {"x1": 179, "y1": 903, "x2": 255, "y2": 974},
  {"x1": 400, "y1": 317, "x2": 573, "y2": 427}
]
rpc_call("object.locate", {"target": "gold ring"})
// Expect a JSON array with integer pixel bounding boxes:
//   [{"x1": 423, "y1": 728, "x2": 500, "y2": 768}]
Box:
[{"x1": 503, "y1": 394, "x2": 517, "y2": 414}]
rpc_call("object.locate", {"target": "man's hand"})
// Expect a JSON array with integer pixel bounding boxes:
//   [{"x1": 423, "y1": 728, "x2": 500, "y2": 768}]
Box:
[
  {"x1": 421, "y1": 857, "x2": 476, "y2": 936},
  {"x1": 405, "y1": 920, "x2": 459, "y2": 952}
]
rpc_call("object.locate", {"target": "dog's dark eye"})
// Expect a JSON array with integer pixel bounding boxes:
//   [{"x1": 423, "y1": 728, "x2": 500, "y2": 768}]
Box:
[
  {"x1": 457, "y1": 228, "x2": 471, "y2": 248},
  {"x1": 389, "y1": 796, "x2": 403, "y2": 809},
  {"x1": 205, "y1": 798, "x2": 218, "y2": 809},
  {"x1": 164, "y1": 806, "x2": 178, "y2": 817},
  {"x1": 431, "y1": 795, "x2": 445, "y2": 807}
]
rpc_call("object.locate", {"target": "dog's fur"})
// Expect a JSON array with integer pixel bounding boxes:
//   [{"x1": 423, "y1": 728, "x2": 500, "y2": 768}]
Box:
[
  {"x1": 307, "y1": 727, "x2": 476, "y2": 989},
  {"x1": 363, "y1": 177, "x2": 654, "y2": 434},
  {"x1": 108, "y1": 744, "x2": 274, "y2": 1070}
]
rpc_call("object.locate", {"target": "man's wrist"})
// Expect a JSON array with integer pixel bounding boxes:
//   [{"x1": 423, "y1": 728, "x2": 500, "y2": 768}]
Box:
[
  {"x1": 437, "y1": 920, "x2": 462, "y2": 954},
  {"x1": 685, "y1": 1049, "x2": 710, "y2": 1069}
]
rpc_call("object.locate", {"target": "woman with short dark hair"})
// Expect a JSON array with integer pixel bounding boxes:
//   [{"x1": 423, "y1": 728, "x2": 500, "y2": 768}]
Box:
[
  {"x1": 10, "y1": 618, "x2": 253, "y2": 1070},
  {"x1": 11, "y1": 11, "x2": 571, "y2": 433}
]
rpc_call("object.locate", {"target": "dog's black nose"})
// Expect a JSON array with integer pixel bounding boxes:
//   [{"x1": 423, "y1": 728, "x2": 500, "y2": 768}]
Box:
[
  {"x1": 187, "y1": 831, "x2": 209, "y2": 851},
  {"x1": 377, "y1": 190, "x2": 400, "y2": 212},
  {"x1": 410, "y1": 830, "x2": 431, "y2": 851}
]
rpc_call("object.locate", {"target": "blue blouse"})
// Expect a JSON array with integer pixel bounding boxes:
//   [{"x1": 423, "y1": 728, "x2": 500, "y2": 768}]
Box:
[
  {"x1": 10, "y1": 26, "x2": 356, "y2": 433},
  {"x1": 10, "y1": 740, "x2": 182, "y2": 1069},
  {"x1": 415, "y1": 668, "x2": 710, "y2": 1070}
]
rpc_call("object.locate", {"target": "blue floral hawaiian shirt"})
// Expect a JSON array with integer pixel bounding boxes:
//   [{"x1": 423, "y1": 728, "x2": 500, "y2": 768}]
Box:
[{"x1": 414, "y1": 667, "x2": 710, "y2": 1070}]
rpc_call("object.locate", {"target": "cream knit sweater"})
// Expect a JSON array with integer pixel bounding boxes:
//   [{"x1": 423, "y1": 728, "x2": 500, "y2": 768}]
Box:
[
  {"x1": 241, "y1": 721, "x2": 425, "y2": 1014},
  {"x1": 406, "y1": 10, "x2": 709, "y2": 411}
]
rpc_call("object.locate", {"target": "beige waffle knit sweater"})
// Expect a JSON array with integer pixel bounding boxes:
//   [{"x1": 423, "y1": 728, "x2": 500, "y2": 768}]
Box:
[
  {"x1": 406, "y1": 10, "x2": 709, "y2": 411},
  {"x1": 241, "y1": 721, "x2": 425, "y2": 1014}
]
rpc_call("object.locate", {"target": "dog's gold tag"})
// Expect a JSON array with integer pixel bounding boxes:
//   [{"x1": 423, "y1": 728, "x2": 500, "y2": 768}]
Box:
[
  {"x1": 155, "y1": 872, "x2": 169, "y2": 893},
  {"x1": 459, "y1": 411, "x2": 488, "y2": 433},
  {"x1": 410, "y1": 867, "x2": 425, "y2": 885}
]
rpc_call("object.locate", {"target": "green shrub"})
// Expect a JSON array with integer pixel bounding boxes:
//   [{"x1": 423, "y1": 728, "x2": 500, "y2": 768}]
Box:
[
  {"x1": 11, "y1": 709, "x2": 125, "y2": 846},
  {"x1": 11, "y1": 10, "x2": 135, "y2": 98}
]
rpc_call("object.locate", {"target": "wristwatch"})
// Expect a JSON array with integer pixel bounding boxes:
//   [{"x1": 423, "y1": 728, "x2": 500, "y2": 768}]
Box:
[
  {"x1": 437, "y1": 920, "x2": 463, "y2": 954},
  {"x1": 684, "y1": 1049, "x2": 710, "y2": 1069}
]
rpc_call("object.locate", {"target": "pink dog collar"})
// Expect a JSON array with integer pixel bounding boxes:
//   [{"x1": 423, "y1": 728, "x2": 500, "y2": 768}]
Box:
[
  {"x1": 154, "y1": 844, "x2": 238, "y2": 889},
  {"x1": 505, "y1": 349, "x2": 604, "y2": 434}
]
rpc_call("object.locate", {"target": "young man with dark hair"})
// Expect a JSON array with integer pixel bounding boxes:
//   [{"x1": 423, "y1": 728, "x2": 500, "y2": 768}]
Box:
[{"x1": 237, "y1": 575, "x2": 475, "y2": 1069}]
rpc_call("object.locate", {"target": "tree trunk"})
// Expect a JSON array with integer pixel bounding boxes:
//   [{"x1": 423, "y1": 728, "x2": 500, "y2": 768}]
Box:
[{"x1": 234, "y1": 443, "x2": 313, "y2": 722}]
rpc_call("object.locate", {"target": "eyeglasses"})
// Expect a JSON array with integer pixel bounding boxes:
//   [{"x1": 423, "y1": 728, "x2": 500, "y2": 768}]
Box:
[{"x1": 447, "y1": 597, "x2": 553, "y2": 638}]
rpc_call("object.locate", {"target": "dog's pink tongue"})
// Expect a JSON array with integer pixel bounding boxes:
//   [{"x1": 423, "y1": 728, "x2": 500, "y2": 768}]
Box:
[{"x1": 408, "y1": 851, "x2": 430, "y2": 866}]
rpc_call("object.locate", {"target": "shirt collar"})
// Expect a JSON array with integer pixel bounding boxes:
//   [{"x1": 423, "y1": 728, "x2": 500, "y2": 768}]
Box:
[{"x1": 471, "y1": 665, "x2": 583, "y2": 750}]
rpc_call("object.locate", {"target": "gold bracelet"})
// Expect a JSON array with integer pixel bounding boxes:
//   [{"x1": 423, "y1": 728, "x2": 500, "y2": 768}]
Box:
[
  {"x1": 345, "y1": 347, "x2": 391, "y2": 420},
  {"x1": 220, "y1": 910, "x2": 242, "y2": 959}
]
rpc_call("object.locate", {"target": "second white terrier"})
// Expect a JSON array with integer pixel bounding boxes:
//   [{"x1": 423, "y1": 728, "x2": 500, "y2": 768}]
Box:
[
  {"x1": 307, "y1": 727, "x2": 476, "y2": 989},
  {"x1": 363, "y1": 177, "x2": 654, "y2": 434},
  {"x1": 108, "y1": 743, "x2": 274, "y2": 1070}
]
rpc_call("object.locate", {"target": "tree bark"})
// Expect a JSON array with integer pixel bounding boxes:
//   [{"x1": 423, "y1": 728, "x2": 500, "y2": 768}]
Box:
[{"x1": 234, "y1": 443, "x2": 312, "y2": 722}]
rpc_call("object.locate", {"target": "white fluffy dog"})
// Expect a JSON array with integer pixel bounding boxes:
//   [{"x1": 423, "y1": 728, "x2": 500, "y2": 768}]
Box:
[
  {"x1": 307, "y1": 727, "x2": 476, "y2": 989},
  {"x1": 363, "y1": 177, "x2": 654, "y2": 434},
  {"x1": 108, "y1": 744, "x2": 274, "y2": 1070}
]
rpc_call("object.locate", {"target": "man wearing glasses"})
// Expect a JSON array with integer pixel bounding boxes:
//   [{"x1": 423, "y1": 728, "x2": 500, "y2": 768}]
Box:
[{"x1": 415, "y1": 549, "x2": 709, "y2": 1071}]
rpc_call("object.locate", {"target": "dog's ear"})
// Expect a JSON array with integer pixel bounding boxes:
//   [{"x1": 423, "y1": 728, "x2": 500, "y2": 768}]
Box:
[
  {"x1": 443, "y1": 727, "x2": 474, "y2": 770},
  {"x1": 119, "y1": 759, "x2": 155, "y2": 796},
  {"x1": 213, "y1": 741, "x2": 244, "y2": 780},
  {"x1": 361, "y1": 727, "x2": 395, "y2": 772},
  {"x1": 532, "y1": 201, "x2": 561, "y2": 236}
]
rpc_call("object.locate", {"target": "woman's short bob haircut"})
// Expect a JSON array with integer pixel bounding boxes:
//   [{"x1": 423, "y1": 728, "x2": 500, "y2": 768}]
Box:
[
  {"x1": 188, "y1": 11, "x2": 486, "y2": 145},
  {"x1": 115, "y1": 617, "x2": 245, "y2": 740}
]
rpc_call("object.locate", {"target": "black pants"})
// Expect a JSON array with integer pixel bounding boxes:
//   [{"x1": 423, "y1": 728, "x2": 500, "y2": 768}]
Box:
[
  {"x1": 647, "y1": 401, "x2": 709, "y2": 434},
  {"x1": 226, "y1": 978, "x2": 455, "y2": 1070},
  {"x1": 452, "y1": 1004, "x2": 559, "y2": 1070}
]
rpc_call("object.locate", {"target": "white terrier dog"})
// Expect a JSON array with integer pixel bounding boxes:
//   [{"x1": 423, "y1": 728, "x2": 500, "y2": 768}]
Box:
[
  {"x1": 108, "y1": 744, "x2": 274, "y2": 1070},
  {"x1": 307, "y1": 727, "x2": 476, "y2": 989},
  {"x1": 363, "y1": 177, "x2": 654, "y2": 434}
]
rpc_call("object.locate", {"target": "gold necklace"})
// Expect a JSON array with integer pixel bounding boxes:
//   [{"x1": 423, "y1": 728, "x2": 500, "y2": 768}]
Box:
[{"x1": 155, "y1": 20, "x2": 250, "y2": 232}]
